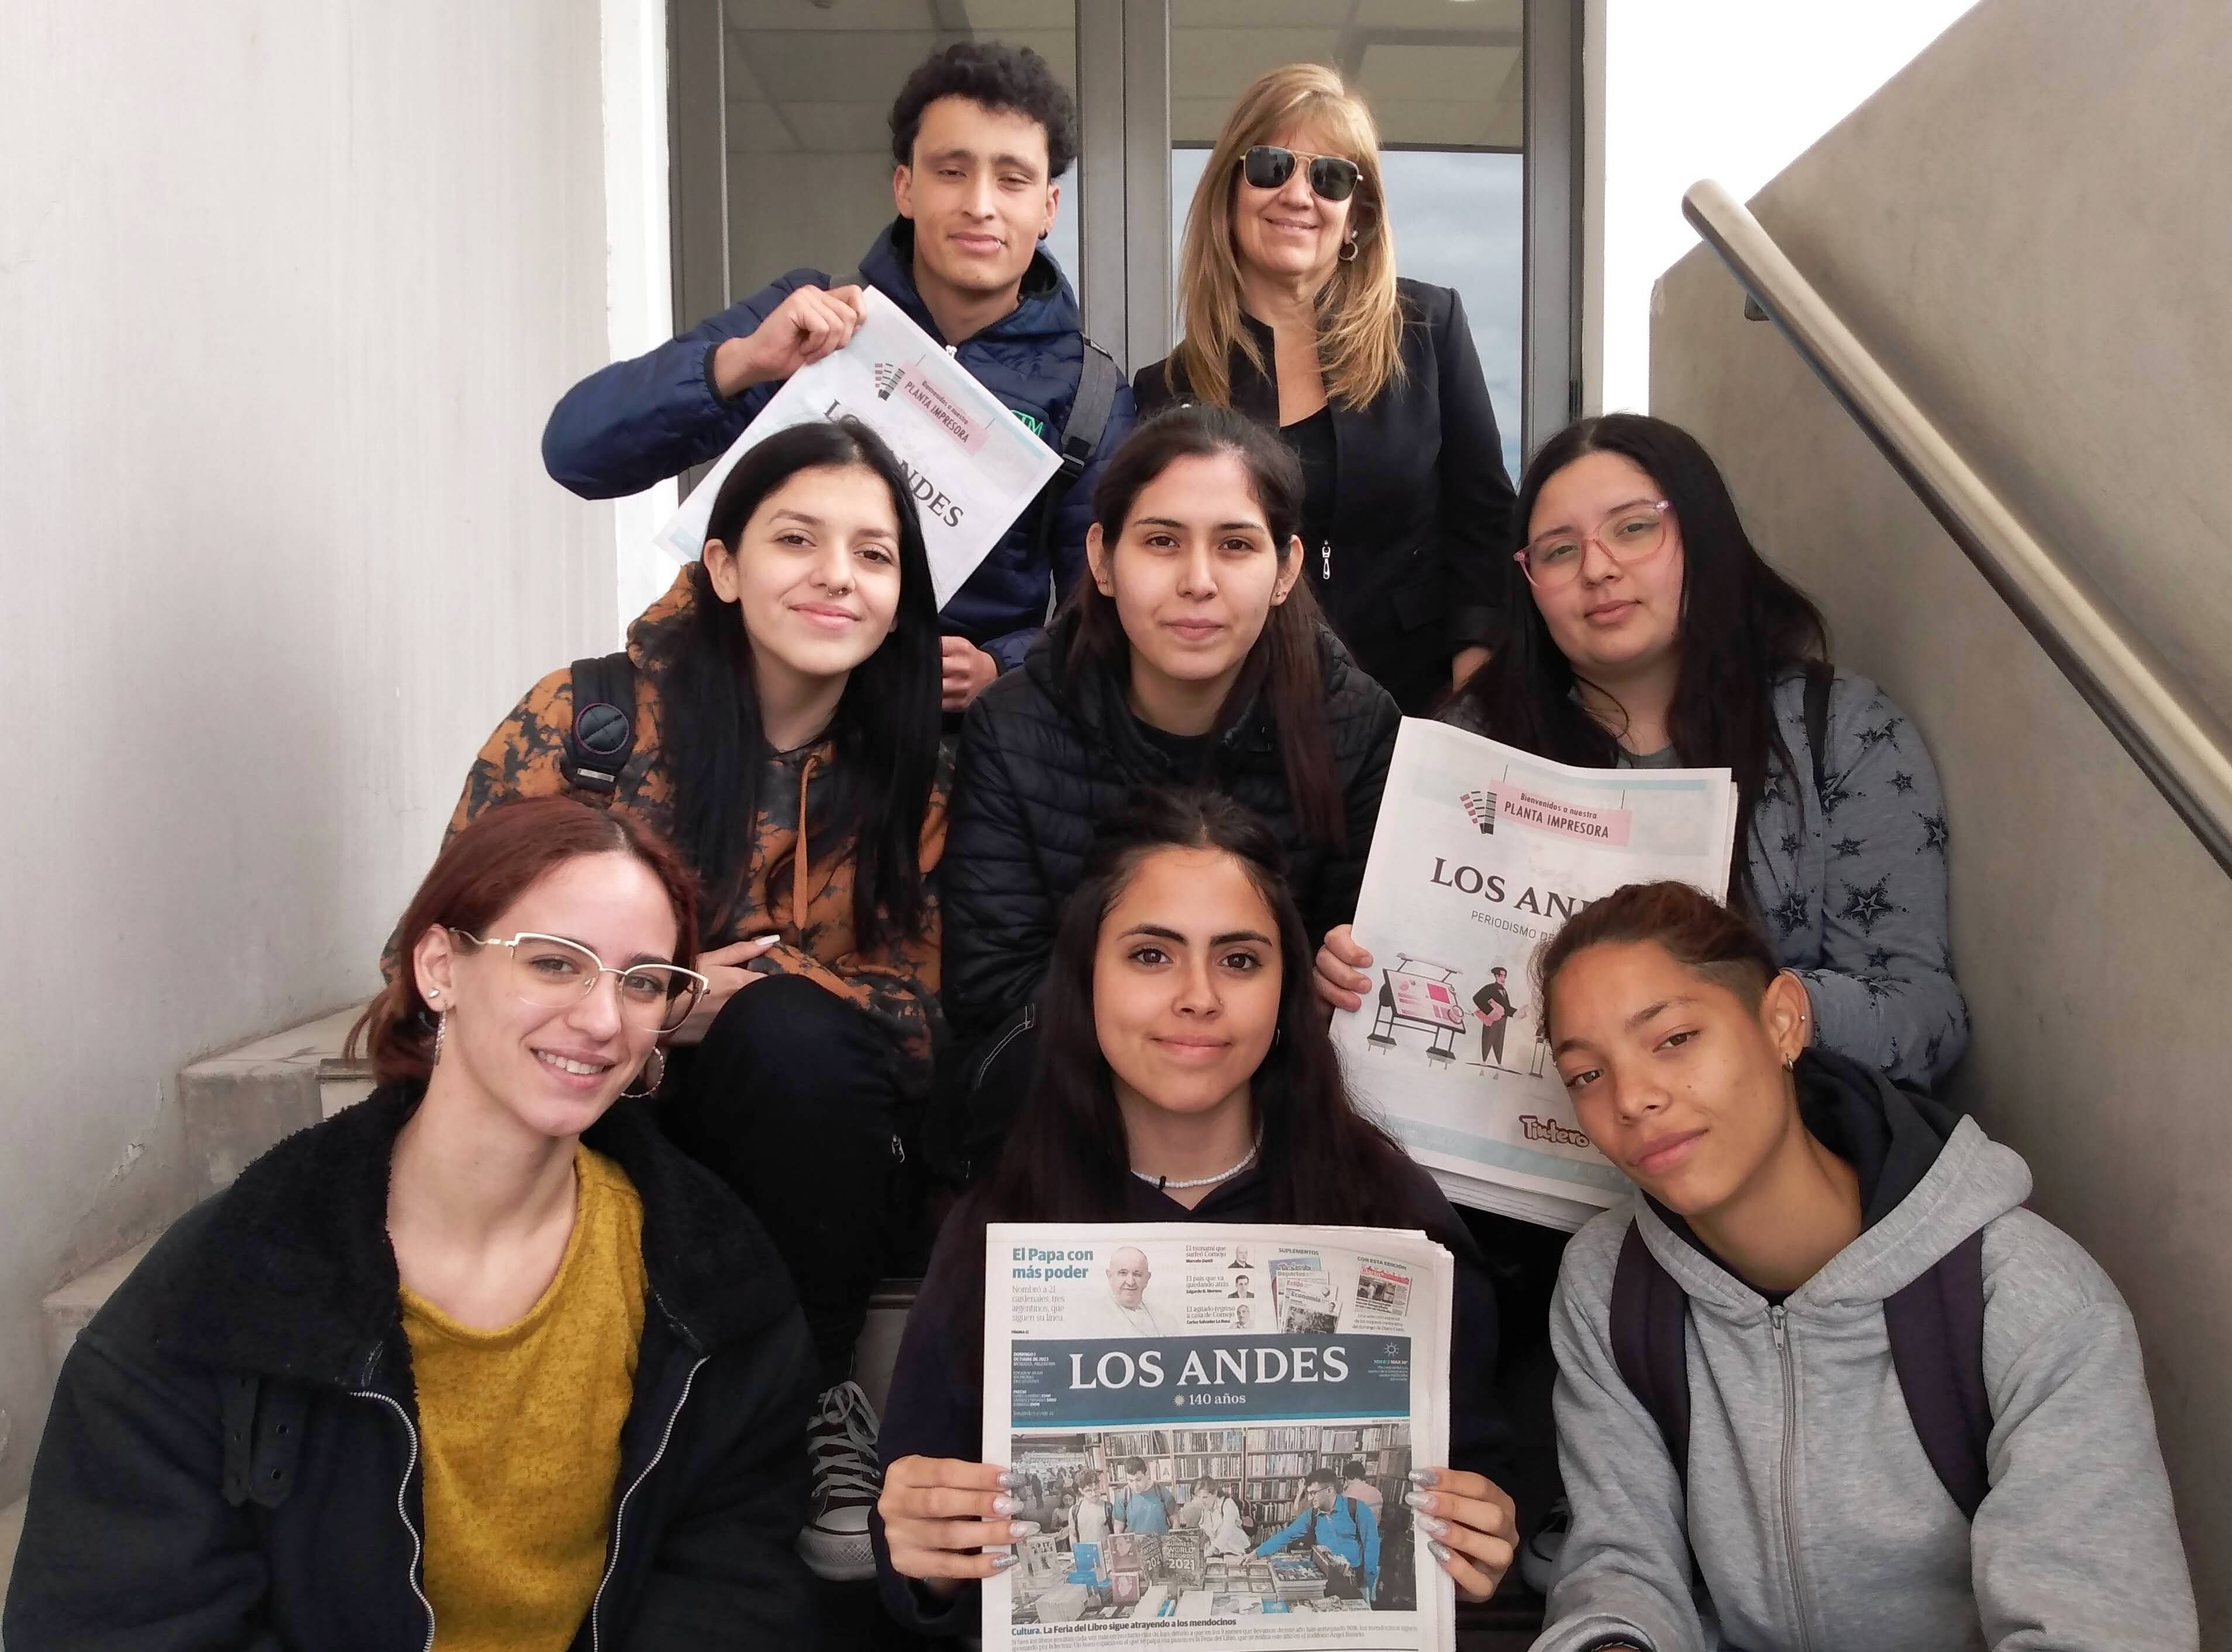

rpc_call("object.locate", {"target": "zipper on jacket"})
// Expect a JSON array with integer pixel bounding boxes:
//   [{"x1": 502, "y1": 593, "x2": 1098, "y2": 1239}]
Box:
[
  {"x1": 590, "y1": 1355, "x2": 709, "y2": 1651},
  {"x1": 1318, "y1": 540, "x2": 1332, "y2": 582},
  {"x1": 350, "y1": 1388, "x2": 436, "y2": 1652},
  {"x1": 1767, "y1": 1306, "x2": 1816, "y2": 1652},
  {"x1": 970, "y1": 1003, "x2": 1036, "y2": 1091}
]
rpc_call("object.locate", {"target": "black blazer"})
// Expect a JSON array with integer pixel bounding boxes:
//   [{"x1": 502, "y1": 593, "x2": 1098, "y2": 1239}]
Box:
[{"x1": 1134, "y1": 280, "x2": 1517, "y2": 713}]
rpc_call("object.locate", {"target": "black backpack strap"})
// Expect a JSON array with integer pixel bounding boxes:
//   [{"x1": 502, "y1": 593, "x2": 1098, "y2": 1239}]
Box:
[
  {"x1": 1609, "y1": 1221, "x2": 1693, "y2": 1485},
  {"x1": 1031, "y1": 339, "x2": 1124, "y2": 584},
  {"x1": 560, "y1": 652, "x2": 638, "y2": 795},
  {"x1": 1802, "y1": 659, "x2": 1834, "y2": 809},
  {"x1": 1882, "y1": 1226, "x2": 1993, "y2": 1519}
]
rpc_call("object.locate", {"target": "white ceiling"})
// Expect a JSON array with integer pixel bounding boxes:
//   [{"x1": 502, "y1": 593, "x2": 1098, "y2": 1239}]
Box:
[{"x1": 720, "y1": 0, "x2": 1524, "y2": 157}]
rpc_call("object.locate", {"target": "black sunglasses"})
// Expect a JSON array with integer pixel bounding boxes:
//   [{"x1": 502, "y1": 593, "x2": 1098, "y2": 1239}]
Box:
[{"x1": 1241, "y1": 145, "x2": 1362, "y2": 204}]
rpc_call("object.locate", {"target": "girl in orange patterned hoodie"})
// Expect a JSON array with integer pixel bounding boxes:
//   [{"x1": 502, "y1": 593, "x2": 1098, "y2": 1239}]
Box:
[{"x1": 448, "y1": 418, "x2": 949, "y2": 1582}]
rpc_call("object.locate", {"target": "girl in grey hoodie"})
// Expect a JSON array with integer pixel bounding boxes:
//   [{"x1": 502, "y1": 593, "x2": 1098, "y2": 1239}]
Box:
[{"x1": 1529, "y1": 881, "x2": 2195, "y2": 1652}]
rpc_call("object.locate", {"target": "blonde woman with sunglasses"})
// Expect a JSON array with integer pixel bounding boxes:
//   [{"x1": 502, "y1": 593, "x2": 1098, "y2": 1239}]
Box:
[
  {"x1": 1135, "y1": 63, "x2": 1517, "y2": 715},
  {"x1": 5, "y1": 798, "x2": 822, "y2": 1650}
]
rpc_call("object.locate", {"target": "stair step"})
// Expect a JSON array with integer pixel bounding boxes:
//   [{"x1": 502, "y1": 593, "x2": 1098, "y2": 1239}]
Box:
[
  {"x1": 41, "y1": 1236, "x2": 159, "y2": 1377},
  {"x1": 179, "y1": 1003, "x2": 370, "y2": 1198}
]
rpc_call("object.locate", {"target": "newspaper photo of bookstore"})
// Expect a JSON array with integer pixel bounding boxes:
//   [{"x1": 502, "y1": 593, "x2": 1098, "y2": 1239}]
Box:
[
  {"x1": 1000, "y1": 1423, "x2": 1419, "y2": 1624},
  {"x1": 984, "y1": 1223, "x2": 1458, "y2": 1649},
  {"x1": 1332, "y1": 719, "x2": 1740, "y2": 1230}
]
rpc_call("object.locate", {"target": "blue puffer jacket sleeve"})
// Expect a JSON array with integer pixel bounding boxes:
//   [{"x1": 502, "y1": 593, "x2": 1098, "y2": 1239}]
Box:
[
  {"x1": 1751, "y1": 670, "x2": 1970, "y2": 1087},
  {"x1": 541, "y1": 268, "x2": 823, "y2": 499},
  {"x1": 978, "y1": 378, "x2": 1137, "y2": 674}
]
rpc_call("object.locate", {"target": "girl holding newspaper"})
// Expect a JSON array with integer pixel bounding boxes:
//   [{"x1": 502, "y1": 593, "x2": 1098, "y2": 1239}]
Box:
[
  {"x1": 873, "y1": 788, "x2": 1515, "y2": 1634},
  {"x1": 1315, "y1": 413, "x2": 1965, "y2": 1094}
]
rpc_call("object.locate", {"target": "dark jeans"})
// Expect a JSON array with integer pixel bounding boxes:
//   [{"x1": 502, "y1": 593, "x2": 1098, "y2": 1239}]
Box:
[{"x1": 660, "y1": 974, "x2": 910, "y2": 1390}]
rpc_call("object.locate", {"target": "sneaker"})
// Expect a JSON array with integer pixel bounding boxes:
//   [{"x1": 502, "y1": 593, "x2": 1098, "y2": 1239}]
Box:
[
  {"x1": 799, "y1": 1379, "x2": 883, "y2": 1581},
  {"x1": 1519, "y1": 1496, "x2": 1572, "y2": 1595}
]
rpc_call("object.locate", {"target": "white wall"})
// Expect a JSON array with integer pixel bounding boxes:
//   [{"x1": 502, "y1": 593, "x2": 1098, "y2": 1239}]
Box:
[
  {"x1": 602, "y1": 0, "x2": 683, "y2": 628},
  {"x1": 1589, "y1": 0, "x2": 1981, "y2": 415},
  {"x1": 0, "y1": 0, "x2": 615, "y2": 1495}
]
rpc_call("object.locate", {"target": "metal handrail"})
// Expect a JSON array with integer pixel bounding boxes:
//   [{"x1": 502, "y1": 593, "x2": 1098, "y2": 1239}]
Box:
[{"x1": 1682, "y1": 179, "x2": 2232, "y2": 879}]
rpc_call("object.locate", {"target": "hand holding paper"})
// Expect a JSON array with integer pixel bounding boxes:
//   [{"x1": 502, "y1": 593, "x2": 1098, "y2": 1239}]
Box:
[{"x1": 712, "y1": 283, "x2": 869, "y2": 397}]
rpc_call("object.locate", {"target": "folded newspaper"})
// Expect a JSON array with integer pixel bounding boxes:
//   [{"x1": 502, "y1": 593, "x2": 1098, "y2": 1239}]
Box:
[
  {"x1": 1332, "y1": 719, "x2": 1738, "y2": 1230},
  {"x1": 983, "y1": 1223, "x2": 1457, "y2": 1649},
  {"x1": 651, "y1": 285, "x2": 1060, "y2": 607}
]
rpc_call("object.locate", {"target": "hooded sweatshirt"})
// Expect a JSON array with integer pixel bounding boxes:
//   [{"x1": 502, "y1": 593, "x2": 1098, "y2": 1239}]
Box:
[
  {"x1": 539, "y1": 219, "x2": 1136, "y2": 670},
  {"x1": 1539, "y1": 1052, "x2": 2196, "y2": 1652},
  {"x1": 447, "y1": 567, "x2": 952, "y2": 1095}
]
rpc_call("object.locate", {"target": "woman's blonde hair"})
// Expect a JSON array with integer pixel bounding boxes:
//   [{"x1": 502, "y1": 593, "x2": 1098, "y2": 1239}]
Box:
[{"x1": 1173, "y1": 63, "x2": 1406, "y2": 411}]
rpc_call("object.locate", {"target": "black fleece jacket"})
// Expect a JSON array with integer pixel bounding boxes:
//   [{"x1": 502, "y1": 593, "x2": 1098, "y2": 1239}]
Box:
[
  {"x1": 869, "y1": 1158, "x2": 1511, "y2": 1636},
  {"x1": 943, "y1": 616, "x2": 1402, "y2": 1037},
  {"x1": 2, "y1": 1088, "x2": 819, "y2": 1651},
  {"x1": 1134, "y1": 281, "x2": 1517, "y2": 714}
]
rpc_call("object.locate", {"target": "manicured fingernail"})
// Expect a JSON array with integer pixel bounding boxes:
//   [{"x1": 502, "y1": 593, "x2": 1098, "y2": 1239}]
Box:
[
  {"x1": 1010, "y1": 1520, "x2": 1034, "y2": 1540},
  {"x1": 995, "y1": 1470, "x2": 1018, "y2": 1488},
  {"x1": 753, "y1": 933, "x2": 780, "y2": 945},
  {"x1": 1407, "y1": 1468, "x2": 1438, "y2": 1487},
  {"x1": 1404, "y1": 1490, "x2": 1434, "y2": 1512},
  {"x1": 991, "y1": 1551, "x2": 1019, "y2": 1571},
  {"x1": 1415, "y1": 1514, "x2": 1448, "y2": 1537},
  {"x1": 1428, "y1": 1540, "x2": 1452, "y2": 1563},
  {"x1": 991, "y1": 1495, "x2": 1017, "y2": 1515}
]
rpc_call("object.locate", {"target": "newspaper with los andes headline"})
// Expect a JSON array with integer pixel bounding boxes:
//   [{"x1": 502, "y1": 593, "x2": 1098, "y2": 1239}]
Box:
[
  {"x1": 1332, "y1": 719, "x2": 1739, "y2": 1231},
  {"x1": 982, "y1": 1223, "x2": 1458, "y2": 1649},
  {"x1": 652, "y1": 285, "x2": 1060, "y2": 608}
]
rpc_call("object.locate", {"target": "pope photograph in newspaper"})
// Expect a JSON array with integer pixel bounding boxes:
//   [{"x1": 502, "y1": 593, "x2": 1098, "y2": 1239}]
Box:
[{"x1": 1332, "y1": 719, "x2": 1740, "y2": 1230}]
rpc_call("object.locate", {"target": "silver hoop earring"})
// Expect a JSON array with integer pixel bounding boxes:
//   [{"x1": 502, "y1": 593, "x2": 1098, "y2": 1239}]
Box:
[
  {"x1": 1338, "y1": 236, "x2": 1359, "y2": 263},
  {"x1": 432, "y1": 1011, "x2": 447, "y2": 1065},
  {"x1": 622, "y1": 1047, "x2": 667, "y2": 1100}
]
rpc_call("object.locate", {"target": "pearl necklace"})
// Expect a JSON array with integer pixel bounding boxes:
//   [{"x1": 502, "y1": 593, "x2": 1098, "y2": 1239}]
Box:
[{"x1": 1132, "y1": 1132, "x2": 1263, "y2": 1192}]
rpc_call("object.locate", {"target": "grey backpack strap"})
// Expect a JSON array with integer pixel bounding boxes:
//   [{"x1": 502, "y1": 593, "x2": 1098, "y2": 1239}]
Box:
[{"x1": 1882, "y1": 1226, "x2": 1993, "y2": 1519}]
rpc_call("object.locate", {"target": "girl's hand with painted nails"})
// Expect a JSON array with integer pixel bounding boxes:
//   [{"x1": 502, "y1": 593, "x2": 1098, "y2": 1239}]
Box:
[
  {"x1": 1404, "y1": 1467, "x2": 1519, "y2": 1602},
  {"x1": 879, "y1": 1456, "x2": 1028, "y2": 1598}
]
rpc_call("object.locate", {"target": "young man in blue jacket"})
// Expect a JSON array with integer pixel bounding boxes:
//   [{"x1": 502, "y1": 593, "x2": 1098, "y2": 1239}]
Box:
[
  {"x1": 1257, "y1": 1467, "x2": 1383, "y2": 1600},
  {"x1": 543, "y1": 41, "x2": 1134, "y2": 711}
]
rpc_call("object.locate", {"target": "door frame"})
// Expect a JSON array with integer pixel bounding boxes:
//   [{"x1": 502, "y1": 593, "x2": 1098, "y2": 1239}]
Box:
[{"x1": 666, "y1": 0, "x2": 1581, "y2": 458}]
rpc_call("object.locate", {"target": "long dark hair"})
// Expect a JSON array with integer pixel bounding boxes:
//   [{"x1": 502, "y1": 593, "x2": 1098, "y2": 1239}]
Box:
[
  {"x1": 348, "y1": 798, "x2": 701, "y2": 1086},
  {"x1": 653, "y1": 418, "x2": 942, "y2": 943},
  {"x1": 1058, "y1": 404, "x2": 1347, "y2": 847},
  {"x1": 942, "y1": 788, "x2": 1421, "y2": 1358},
  {"x1": 1449, "y1": 413, "x2": 1829, "y2": 870}
]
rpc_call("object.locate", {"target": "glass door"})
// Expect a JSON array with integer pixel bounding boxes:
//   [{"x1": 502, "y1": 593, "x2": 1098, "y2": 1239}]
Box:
[{"x1": 667, "y1": 0, "x2": 1576, "y2": 458}]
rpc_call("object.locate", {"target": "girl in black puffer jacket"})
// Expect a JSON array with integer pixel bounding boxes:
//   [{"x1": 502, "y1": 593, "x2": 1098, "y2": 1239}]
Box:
[{"x1": 938, "y1": 405, "x2": 1400, "y2": 1177}]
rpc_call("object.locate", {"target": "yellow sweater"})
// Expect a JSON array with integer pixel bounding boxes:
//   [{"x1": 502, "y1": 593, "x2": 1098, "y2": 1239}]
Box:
[{"x1": 400, "y1": 1146, "x2": 647, "y2": 1651}]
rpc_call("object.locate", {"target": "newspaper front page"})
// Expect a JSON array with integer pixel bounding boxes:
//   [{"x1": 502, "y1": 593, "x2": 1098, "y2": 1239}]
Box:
[
  {"x1": 1331, "y1": 719, "x2": 1738, "y2": 1230},
  {"x1": 982, "y1": 1223, "x2": 1457, "y2": 1650},
  {"x1": 652, "y1": 286, "x2": 1060, "y2": 607}
]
